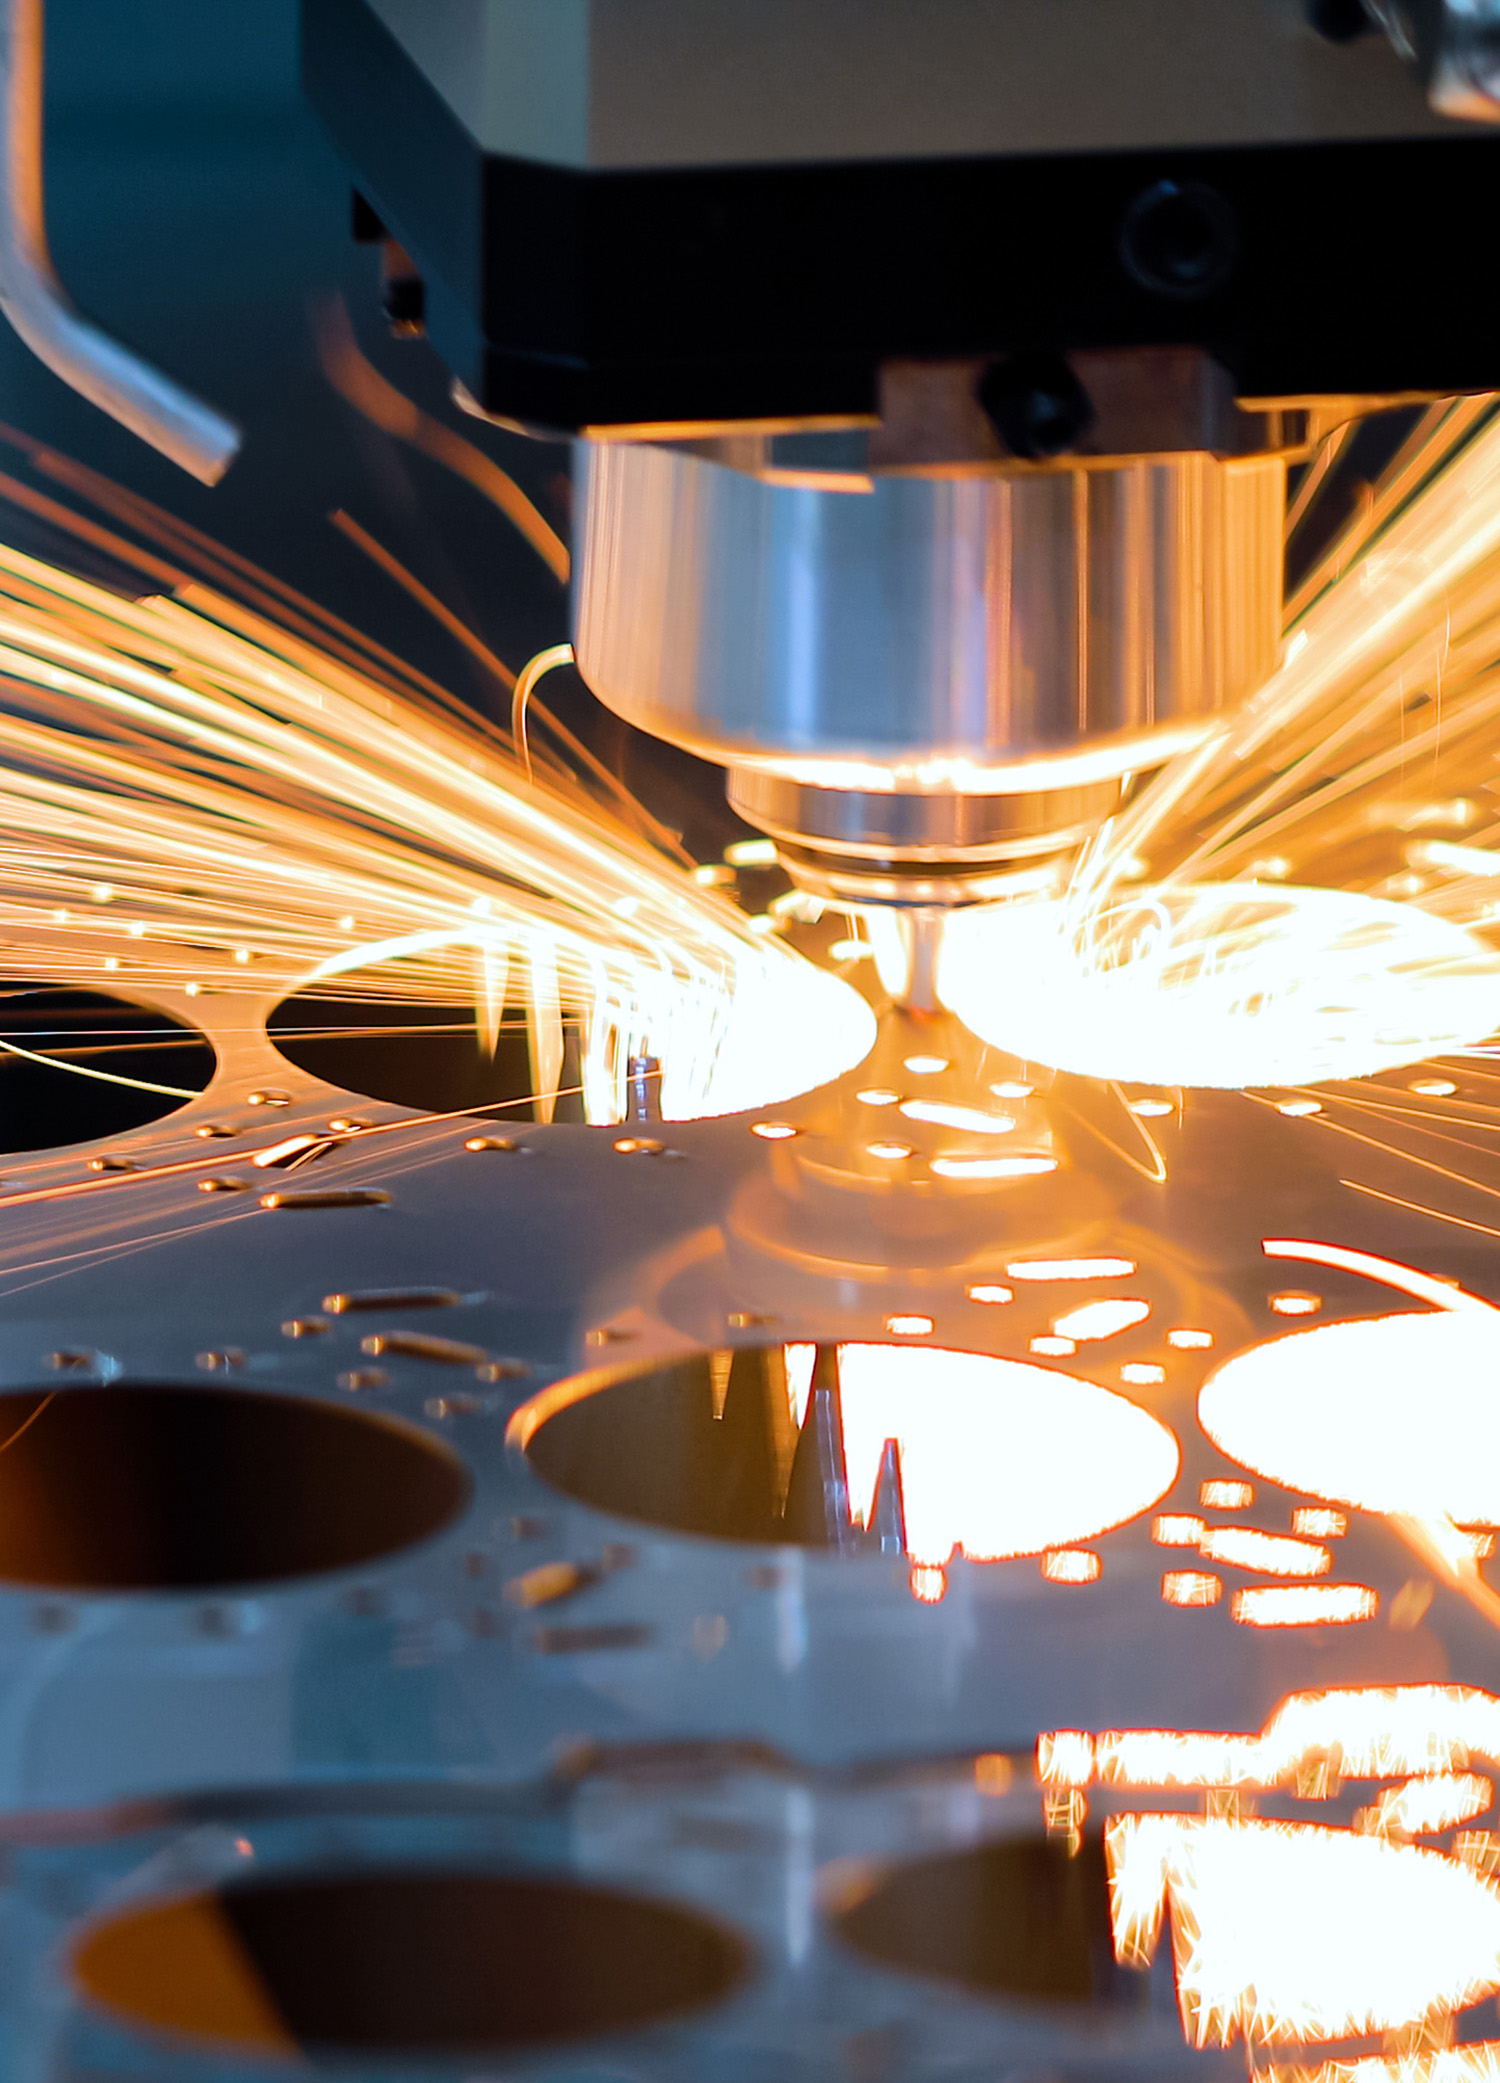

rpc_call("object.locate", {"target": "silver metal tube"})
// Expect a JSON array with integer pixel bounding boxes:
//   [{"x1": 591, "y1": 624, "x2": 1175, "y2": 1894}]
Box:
[
  {"x1": 574, "y1": 440, "x2": 1285, "y2": 775},
  {"x1": 0, "y1": 0, "x2": 240, "y2": 485}
]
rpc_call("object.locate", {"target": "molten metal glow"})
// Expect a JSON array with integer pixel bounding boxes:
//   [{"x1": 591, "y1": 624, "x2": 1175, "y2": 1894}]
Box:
[
  {"x1": 1202, "y1": 1479, "x2": 1254, "y2": 1508},
  {"x1": 1005, "y1": 1256, "x2": 1137, "y2": 1281},
  {"x1": 1356, "y1": 1772, "x2": 1492, "y2": 1838},
  {"x1": 929, "y1": 1154, "x2": 1056, "y2": 1179},
  {"x1": 1154, "y1": 1514, "x2": 1207, "y2": 1545},
  {"x1": 1200, "y1": 1312, "x2": 1500, "y2": 1524},
  {"x1": 0, "y1": 541, "x2": 872, "y2": 1123},
  {"x1": 938, "y1": 885, "x2": 1500, "y2": 1089},
  {"x1": 1293, "y1": 1508, "x2": 1348, "y2": 1538},
  {"x1": 1233, "y1": 1584, "x2": 1378, "y2": 1627},
  {"x1": 965, "y1": 1283, "x2": 1013, "y2": 1305},
  {"x1": 1050, "y1": 1685, "x2": 1500, "y2": 1798},
  {"x1": 1105, "y1": 1814, "x2": 1500, "y2": 2047},
  {"x1": 829, "y1": 1343, "x2": 1180, "y2": 1568},
  {"x1": 1199, "y1": 1527, "x2": 1332, "y2": 1576},
  {"x1": 1051, "y1": 1297, "x2": 1151, "y2": 1341},
  {"x1": 1042, "y1": 1548, "x2": 1102, "y2": 1583},
  {"x1": 1169, "y1": 1327, "x2": 1215, "y2": 1350},
  {"x1": 898, "y1": 1098, "x2": 1014, "y2": 1134},
  {"x1": 1163, "y1": 1570, "x2": 1223, "y2": 1606},
  {"x1": 1269, "y1": 2050, "x2": 1500, "y2": 2083}
]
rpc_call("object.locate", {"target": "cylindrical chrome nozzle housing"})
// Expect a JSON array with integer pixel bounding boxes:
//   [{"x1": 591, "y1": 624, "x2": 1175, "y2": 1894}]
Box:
[{"x1": 574, "y1": 438, "x2": 1284, "y2": 772}]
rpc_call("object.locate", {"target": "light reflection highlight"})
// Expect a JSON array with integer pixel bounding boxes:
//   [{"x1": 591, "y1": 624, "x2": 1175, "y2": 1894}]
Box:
[
  {"x1": 1051, "y1": 1298, "x2": 1151, "y2": 1342},
  {"x1": 1105, "y1": 1814, "x2": 1500, "y2": 2046},
  {"x1": 1355, "y1": 1772, "x2": 1492, "y2": 1839},
  {"x1": 938, "y1": 884, "x2": 1500, "y2": 1088},
  {"x1": 1163, "y1": 1570, "x2": 1222, "y2": 1606},
  {"x1": 1005, "y1": 1257, "x2": 1137, "y2": 1281},
  {"x1": 824, "y1": 1343, "x2": 1180, "y2": 1567},
  {"x1": 1198, "y1": 1527, "x2": 1332, "y2": 1576},
  {"x1": 898, "y1": 1098, "x2": 1014, "y2": 1134},
  {"x1": 929, "y1": 1154, "x2": 1057, "y2": 1179},
  {"x1": 1233, "y1": 1584, "x2": 1378, "y2": 1627},
  {"x1": 1200, "y1": 1311, "x2": 1500, "y2": 1525}
]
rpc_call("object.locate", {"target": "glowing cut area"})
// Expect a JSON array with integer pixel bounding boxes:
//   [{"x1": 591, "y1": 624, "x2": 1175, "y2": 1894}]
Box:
[
  {"x1": 899, "y1": 1099, "x2": 1014, "y2": 1133},
  {"x1": 831, "y1": 1344, "x2": 1179, "y2": 1566},
  {"x1": 0, "y1": 545, "x2": 879, "y2": 1126},
  {"x1": 938, "y1": 884, "x2": 1500, "y2": 1087},
  {"x1": 514, "y1": 1341, "x2": 1179, "y2": 1577},
  {"x1": 1200, "y1": 1312, "x2": 1500, "y2": 1524},
  {"x1": 929, "y1": 1154, "x2": 1056, "y2": 1179},
  {"x1": 1103, "y1": 1814, "x2": 1500, "y2": 2046},
  {"x1": 1233, "y1": 1584, "x2": 1377, "y2": 1626},
  {"x1": 1153, "y1": 1515, "x2": 1206, "y2": 1545},
  {"x1": 1198, "y1": 1527, "x2": 1331, "y2": 1577},
  {"x1": 1356, "y1": 1772, "x2": 1492, "y2": 1838},
  {"x1": 1005, "y1": 1257, "x2": 1137, "y2": 1282},
  {"x1": 1163, "y1": 1570, "x2": 1221, "y2": 1606},
  {"x1": 1051, "y1": 1298, "x2": 1150, "y2": 1342}
]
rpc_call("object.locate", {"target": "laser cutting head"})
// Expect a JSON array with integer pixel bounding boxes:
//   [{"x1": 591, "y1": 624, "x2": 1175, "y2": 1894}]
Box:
[
  {"x1": 573, "y1": 351, "x2": 1294, "y2": 907},
  {"x1": 301, "y1": 0, "x2": 1500, "y2": 911}
]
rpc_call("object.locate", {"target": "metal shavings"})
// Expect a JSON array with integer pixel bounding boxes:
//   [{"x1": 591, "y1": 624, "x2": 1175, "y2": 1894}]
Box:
[
  {"x1": 361, "y1": 1330, "x2": 488, "y2": 1365},
  {"x1": 504, "y1": 1560, "x2": 599, "y2": 1609},
  {"x1": 198, "y1": 1176, "x2": 251, "y2": 1194},
  {"x1": 260, "y1": 1188, "x2": 390, "y2": 1210},
  {"x1": 195, "y1": 1350, "x2": 246, "y2": 1371},
  {"x1": 281, "y1": 1316, "x2": 330, "y2": 1338},
  {"x1": 251, "y1": 1135, "x2": 339, "y2": 1170},
  {"x1": 324, "y1": 1288, "x2": 462, "y2": 1314},
  {"x1": 337, "y1": 1368, "x2": 389, "y2": 1392},
  {"x1": 531, "y1": 1623, "x2": 654, "y2": 1655},
  {"x1": 247, "y1": 1089, "x2": 292, "y2": 1107}
]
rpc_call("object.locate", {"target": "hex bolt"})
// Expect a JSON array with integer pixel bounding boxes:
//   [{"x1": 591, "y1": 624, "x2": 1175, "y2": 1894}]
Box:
[
  {"x1": 977, "y1": 351, "x2": 1095, "y2": 460},
  {"x1": 1306, "y1": 0, "x2": 1376, "y2": 37},
  {"x1": 1118, "y1": 179, "x2": 1239, "y2": 300}
]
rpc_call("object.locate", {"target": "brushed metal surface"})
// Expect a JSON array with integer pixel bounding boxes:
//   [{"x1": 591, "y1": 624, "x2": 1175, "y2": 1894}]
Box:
[{"x1": 573, "y1": 438, "x2": 1285, "y2": 777}]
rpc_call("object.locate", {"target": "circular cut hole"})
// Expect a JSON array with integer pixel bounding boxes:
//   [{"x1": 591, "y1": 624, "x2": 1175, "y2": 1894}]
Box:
[
  {"x1": 512, "y1": 1342, "x2": 1178, "y2": 1562},
  {"x1": 267, "y1": 981, "x2": 585, "y2": 1123},
  {"x1": 0, "y1": 1385, "x2": 468, "y2": 1589},
  {"x1": 0, "y1": 984, "x2": 215, "y2": 1150},
  {"x1": 72, "y1": 1869, "x2": 746, "y2": 2055},
  {"x1": 835, "y1": 1837, "x2": 1142, "y2": 2010}
]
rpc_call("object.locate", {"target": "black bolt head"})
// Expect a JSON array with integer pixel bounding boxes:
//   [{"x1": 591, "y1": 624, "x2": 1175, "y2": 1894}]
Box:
[
  {"x1": 1306, "y1": 0, "x2": 1375, "y2": 37},
  {"x1": 1119, "y1": 179, "x2": 1239, "y2": 301},
  {"x1": 977, "y1": 352, "x2": 1095, "y2": 462}
]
